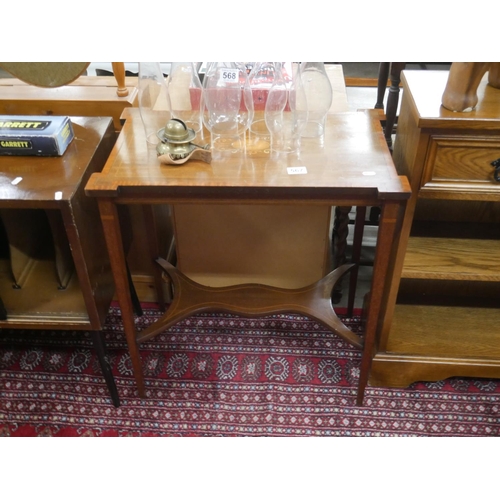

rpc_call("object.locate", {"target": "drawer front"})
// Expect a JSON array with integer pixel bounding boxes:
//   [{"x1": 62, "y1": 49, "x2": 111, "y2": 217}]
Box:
[{"x1": 421, "y1": 136, "x2": 500, "y2": 198}]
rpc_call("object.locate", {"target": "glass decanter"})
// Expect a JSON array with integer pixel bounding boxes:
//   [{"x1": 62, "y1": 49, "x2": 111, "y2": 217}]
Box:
[
  {"x1": 264, "y1": 62, "x2": 308, "y2": 154},
  {"x1": 201, "y1": 62, "x2": 254, "y2": 152},
  {"x1": 167, "y1": 62, "x2": 203, "y2": 134},
  {"x1": 138, "y1": 62, "x2": 171, "y2": 146},
  {"x1": 299, "y1": 62, "x2": 333, "y2": 142}
]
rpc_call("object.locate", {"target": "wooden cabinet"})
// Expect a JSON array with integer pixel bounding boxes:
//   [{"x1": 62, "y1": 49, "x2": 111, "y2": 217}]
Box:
[
  {"x1": 0, "y1": 117, "x2": 116, "y2": 330},
  {"x1": 0, "y1": 77, "x2": 175, "y2": 304},
  {"x1": 370, "y1": 70, "x2": 500, "y2": 388}
]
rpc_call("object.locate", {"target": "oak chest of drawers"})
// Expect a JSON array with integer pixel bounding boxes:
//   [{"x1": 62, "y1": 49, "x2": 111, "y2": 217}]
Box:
[{"x1": 370, "y1": 70, "x2": 500, "y2": 387}]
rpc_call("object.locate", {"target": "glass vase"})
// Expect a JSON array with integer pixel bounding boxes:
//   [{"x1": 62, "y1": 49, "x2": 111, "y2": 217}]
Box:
[
  {"x1": 299, "y1": 62, "x2": 332, "y2": 142},
  {"x1": 138, "y1": 62, "x2": 171, "y2": 146},
  {"x1": 264, "y1": 62, "x2": 308, "y2": 154},
  {"x1": 201, "y1": 62, "x2": 254, "y2": 153},
  {"x1": 167, "y1": 62, "x2": 203, "y2": 134}
]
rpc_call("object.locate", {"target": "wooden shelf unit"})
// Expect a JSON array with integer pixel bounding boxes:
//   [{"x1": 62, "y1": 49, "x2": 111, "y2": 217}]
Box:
[
  {"x1": 370, "y1": 70, "x2": 500, "y2": 388},
  {"x1": 0, "y1": 117, "x2": 116, "y2": 330},
  {"x1": 0, "y1": 76, "x2": 175, "y2": 305}
]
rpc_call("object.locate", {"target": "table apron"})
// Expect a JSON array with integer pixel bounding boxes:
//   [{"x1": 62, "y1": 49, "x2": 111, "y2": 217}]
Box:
[{"x1": 108, "y1": 196, "x2": 394, "y2": 207}]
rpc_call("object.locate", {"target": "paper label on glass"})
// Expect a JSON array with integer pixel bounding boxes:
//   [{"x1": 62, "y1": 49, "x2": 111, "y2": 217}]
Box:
[{"x1": 220, "y1": 69, "x2": 238, "y2": 83}]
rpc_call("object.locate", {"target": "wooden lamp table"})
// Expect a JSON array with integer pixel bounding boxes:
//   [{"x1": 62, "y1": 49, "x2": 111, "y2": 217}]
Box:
[
  {"x1": 0, "y1": 117, "x2": 119, "y2": 406},
  {"x1": 85, "y1": 109, "x2": 410, "y2": 405}
]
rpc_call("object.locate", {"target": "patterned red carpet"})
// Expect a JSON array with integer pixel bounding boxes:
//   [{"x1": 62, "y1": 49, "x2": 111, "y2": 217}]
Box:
[{"x1": 0, "y1": 305, "x2": 499, "y2": 437}]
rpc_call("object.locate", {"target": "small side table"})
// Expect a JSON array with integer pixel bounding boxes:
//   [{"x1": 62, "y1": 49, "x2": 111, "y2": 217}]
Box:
[
  {"x1": 0, "y1": 117, "x2": 120, "y2": 407},
  {"x1": 86, "y1": 109, "x2": 411, "y2": 405}
]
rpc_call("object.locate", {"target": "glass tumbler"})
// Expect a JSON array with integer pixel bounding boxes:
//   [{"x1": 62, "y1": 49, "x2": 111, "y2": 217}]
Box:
[
  {"x1": 247, "y1": 62, "x2": 277, "y2": 152},
  {"x1": 299, "y1": 62, "x2": 333, "y2": 142},
  {"x1": 265, "y1": 62, "x2": 308, "y2": 154},
  {"x1": 138, "y1": 62, "x2": 171, "y2": 146},
  {"x1": 167, "y1": 62, "x2": 203, "y2": 134}
]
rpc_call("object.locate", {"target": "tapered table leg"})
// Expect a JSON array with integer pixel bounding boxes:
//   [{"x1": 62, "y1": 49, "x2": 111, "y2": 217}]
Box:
[{"x1": 98, "y1": 199, "x2": 145, "y2": 398}]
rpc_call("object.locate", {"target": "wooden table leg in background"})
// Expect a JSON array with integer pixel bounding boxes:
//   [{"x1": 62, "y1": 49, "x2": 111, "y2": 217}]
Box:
[
  {"x1": 332, "y1": 205, "x2": 352, "y2": 304},
  {"x1": 143, "y1": 205, "x2": 166, "y2": 312},
  {"x1": 91, "y1": 331, "x2": 120, "y2": 407},
  {"x1": 98, "y1": 199, "x2": 145, "y2": 398},
  {"x1": 374, "y1": 62, "x2": 406, "y2": 149},
  {"x1": 347, "y1": 206, "x2": 367, "y2": 317},
  {"x1": 384, "y1": 62, "x2": 406, "y2": 149},
  {"x1": 111, "y1": 62, "x2": 129, "y2": 97},
  {"x1": 375, "y1": 62, "x2": 390, "y2": 110}
]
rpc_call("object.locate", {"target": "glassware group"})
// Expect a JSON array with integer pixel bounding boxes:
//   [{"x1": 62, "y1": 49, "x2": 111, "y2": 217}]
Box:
[{"x1": 138, "y1": 62, "x2": 333, "y2": 154}]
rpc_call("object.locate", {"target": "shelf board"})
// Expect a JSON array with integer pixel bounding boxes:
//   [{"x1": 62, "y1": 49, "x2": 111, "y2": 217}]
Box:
[
  {"x1": 0, "y1": 258, "x2": 91, "y2": 329},
  {"x1": 402, "y1": 236, "x2": 500, "y2": 281},
  {"x1": 387, "y1": 303, "x2": 500, "y2": 359}
]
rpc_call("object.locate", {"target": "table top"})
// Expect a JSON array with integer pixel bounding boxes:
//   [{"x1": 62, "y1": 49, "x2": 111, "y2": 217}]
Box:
[
  {"x1": 85, "y1": 108, "x2": 409, "y2": 204},
  {"x1": 0, "y1": 116, "x2": 114, "y2": 207}
]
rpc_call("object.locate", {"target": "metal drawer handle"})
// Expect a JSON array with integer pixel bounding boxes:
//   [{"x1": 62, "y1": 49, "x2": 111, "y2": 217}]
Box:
[{"x1": 491, "y1": 159, "x2": 500, "y2": 182}]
